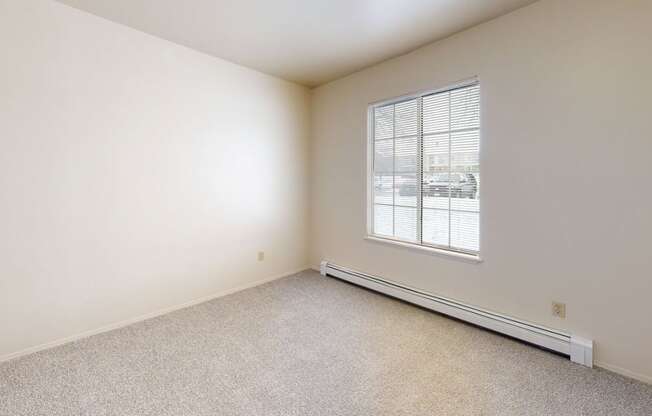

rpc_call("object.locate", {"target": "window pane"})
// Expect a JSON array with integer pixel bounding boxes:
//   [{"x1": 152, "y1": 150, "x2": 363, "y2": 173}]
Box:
[
  {"x1": 374, "y1": 139, "x2": 393, "y2": 174},
  {"x1": 423, "y1": 208, "x2": 449, "y2": 246},
  {"x1": 445, "y1": 172, "x2": 478, "y2": 200},
  {"x1": 423, "y1": 171, "x2": 453, "y2": 200},
  {"x1": 395, "y1": 174, "x2": 417, "y2": 207},
  {"x1": 423, "y1": 133, "x2": 449, "y2": 171},
  {"x1": 450, "y1": 194, "x2": 479, "y2": 211},
  {"x1": 423, "y1": 191, "x2": 449, "y2": 210},
  {"x1": 451, "y1": 129, "x2": 480, "y2": 169},
  {"x1": 394, "y1": 206, "x2": 417, "y2": 241},
  {"x1": 451, "y1": 85, "x2": 480, "y2": 131},
  {"x1": 395, "y1": 99, "x2": 417, "y2": 137},
  {"x1": 374, "y1": 204, "x2": 393, "y2": 236},
  {"x1": 423, "y1": 92, "x2": 449, "y2": 134},
  {"x1": 450, "y1": 129, "x2": 479, "y2": 206},
  {"x1": 374, "y1": 175, "x2": 393, "y2": 204},
  {"x1": 395, "y1": 136, "x2": 417, "y2": 173},
  {"x1": 450, "y1": 210, "x2": 479, "y2": 252},
  {"x1": 374, "y1": 105, "x2": 393, "y2": 140}
]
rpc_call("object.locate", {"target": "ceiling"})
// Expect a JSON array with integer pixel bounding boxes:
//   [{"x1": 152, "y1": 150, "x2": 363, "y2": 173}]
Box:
[{"x1": 56, "y1": 0, "x2": 538, "y2": 87}]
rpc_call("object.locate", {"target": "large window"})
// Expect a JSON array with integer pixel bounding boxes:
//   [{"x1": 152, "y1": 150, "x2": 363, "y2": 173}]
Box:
[{"x1": 369, "y1": 81, "x2": 480, "y2": 256}]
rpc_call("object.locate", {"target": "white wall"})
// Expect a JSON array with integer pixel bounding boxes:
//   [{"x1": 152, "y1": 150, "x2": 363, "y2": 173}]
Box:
[
  {"x1": 0, "y1": 0, "x2": 310, "y2": 359},
  {"x1": 310, "y1": 0, "x2": 652, "y2": 382}
]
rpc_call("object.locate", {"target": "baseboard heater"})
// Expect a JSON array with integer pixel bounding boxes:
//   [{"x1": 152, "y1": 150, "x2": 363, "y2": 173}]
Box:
[{"x1": 320, "y1": 261, "x2": 593, "y2": 368}]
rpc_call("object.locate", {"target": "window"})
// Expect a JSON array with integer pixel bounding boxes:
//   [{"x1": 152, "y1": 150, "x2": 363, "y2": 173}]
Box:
[{"x1": 368, "y1": 81, "x2": 480, "y2": 256}]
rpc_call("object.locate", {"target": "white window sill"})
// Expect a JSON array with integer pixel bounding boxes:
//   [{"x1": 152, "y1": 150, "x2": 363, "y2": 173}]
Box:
[{"x1": 364, "y1": 235, "x2": 483, "y2": 263}]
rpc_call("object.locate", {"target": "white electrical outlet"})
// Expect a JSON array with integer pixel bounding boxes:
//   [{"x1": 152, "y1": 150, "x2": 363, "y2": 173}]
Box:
[{"x1": 257, "y1": 251, "x2": 265, "y2": 261}]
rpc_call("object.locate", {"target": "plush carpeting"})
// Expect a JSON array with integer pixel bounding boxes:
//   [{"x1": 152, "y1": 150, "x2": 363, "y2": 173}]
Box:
[{"x1": 1, "y1": 270, "x2": 651, "y2": 416}]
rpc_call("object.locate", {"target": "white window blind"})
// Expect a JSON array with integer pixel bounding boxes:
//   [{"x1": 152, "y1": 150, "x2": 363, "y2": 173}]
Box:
[{"x1": 371, "y1": 82, "x2": 480, "y2": 255}]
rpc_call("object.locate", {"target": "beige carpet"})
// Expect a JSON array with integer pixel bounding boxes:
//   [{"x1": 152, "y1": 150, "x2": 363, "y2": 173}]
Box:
[{"x1": 1, "y1": 270, "x2": 651, "y2": 415}]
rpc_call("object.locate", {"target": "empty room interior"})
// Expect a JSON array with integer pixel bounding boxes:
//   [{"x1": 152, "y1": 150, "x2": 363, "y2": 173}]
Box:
[{"x1": 1, "y1": 0, "x2": 652, "y2": 414}]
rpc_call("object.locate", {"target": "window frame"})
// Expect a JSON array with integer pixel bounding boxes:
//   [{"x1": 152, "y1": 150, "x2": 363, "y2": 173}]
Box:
[{"x1": 365, "y1": 78, "x2": 482, "y2": 261}]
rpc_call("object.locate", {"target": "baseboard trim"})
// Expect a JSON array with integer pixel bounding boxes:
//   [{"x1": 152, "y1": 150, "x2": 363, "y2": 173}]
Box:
[
  {"x1": 318, "y1": 261, "x2": 652, "y2": 384},
  {"x1": 0, "y1": 266, "x2": 309, "y2": 364},
  {"x1": 320, "y1": 260, "x2": 594, "y2": 368},
  {"x1": 596, "y1": 361, "x2": 652, "y2": 385}
]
